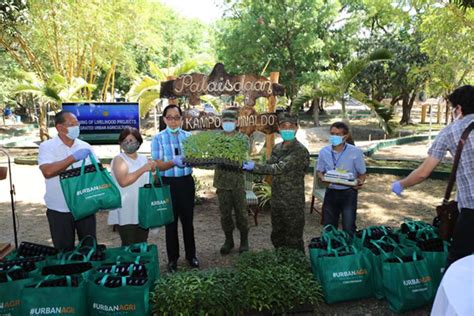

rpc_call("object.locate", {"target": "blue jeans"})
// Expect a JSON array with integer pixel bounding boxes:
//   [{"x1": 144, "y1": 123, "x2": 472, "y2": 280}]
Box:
[{"x1": 322, "y1": 188, "x2": 358, "y2": 235}]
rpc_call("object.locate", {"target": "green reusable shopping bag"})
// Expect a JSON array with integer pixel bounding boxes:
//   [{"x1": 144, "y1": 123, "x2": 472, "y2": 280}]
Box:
[
  {"x1": 308, "y1": 225, "x2": 351, "y2": 281},
  {"x1": 416, "y1": 239, "x2": 449, "y2": 294},
  {"x1": 60, "y1": 154, "x2": 121, "y2": 220},
  {"x1": 0, "y1": 268, "x2": 32, "y2": 316},
  {"x1": 365, "y1": 236, "x2": 400, "y2": 300},
  {"x1": 354, "y1": 225, "x2": 392, "y2": 249},
  {"x1": 105, "y1": 243, "x2": 159, "y2": 282},
  {"x1": 21, "y1": 276, "x2": 87, "y2": 316},
  {"x1": 51, "y1": 236, "x2": 105, "y2": 268},
  {"x1": 382, "y1": 251, "x2": 434, "y2": 313},
  {"x1": 138, "y1": 172, "x2": 174, "y2": 229},
  {"x1": 317, "y1": 246, "x2": 374, "y2": 304},
  {"x1": 97, "y1": 255, "x2": 157, "y2": 289},
  {"x1": 87, "y1": 275, "x2": 149, "y2": 316}
]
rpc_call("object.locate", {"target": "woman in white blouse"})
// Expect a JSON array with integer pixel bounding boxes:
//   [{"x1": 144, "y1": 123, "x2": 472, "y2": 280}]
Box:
[{"x1": 109, "y1": 127, "x2": 155, "y2": 246}]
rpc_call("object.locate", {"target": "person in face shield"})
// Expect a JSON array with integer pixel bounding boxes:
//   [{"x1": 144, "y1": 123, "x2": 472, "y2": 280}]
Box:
[
  {"x1": 316, "y1": 122, "x2": 367, "y2": 236},
  {"x1": 38, "y1": 110, "x2": 99, "y2": 251},
  {"x1": 242, "y1": 112, "x2": 310, "y2": 252},
  {"x1": 213, "y1": 110, "x2": 250, "y2": 255},
  {"x1": 109, "y1": 127, "x2": 156, "y2": 246}
]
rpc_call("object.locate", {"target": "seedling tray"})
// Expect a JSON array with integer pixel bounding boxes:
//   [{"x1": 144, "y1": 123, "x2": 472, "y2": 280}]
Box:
[
  {"x1": 42, "y1": 262, "x2": 93, "y2": 276},
  {"x1": 183, "y1": 157, "x2": 242, "y2": 169},
  {"x1": 59, "y1": 163, "x2": 106, "y2": 180},
  {"x1": 18, "y1": 241, "x2": 58, "y2": 257},
  {"x1": 26, "y1": 275, "x2": 80, "y2": 288}
]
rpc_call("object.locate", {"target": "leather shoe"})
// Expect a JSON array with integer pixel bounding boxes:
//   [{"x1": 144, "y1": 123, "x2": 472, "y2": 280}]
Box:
[
  {"x1": 188, "y1": 257, "x2": 199, "y2": 268},
  {"x1": 167, "y1": 260, "x2": 178, "y2": 273}
]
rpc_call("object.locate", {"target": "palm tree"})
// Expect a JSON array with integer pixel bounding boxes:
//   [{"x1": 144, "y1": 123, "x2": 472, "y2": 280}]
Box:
[
  {"x1": 292, "y1": 49, "x2": 394, "y2": 134},
  {"x1": 128, "y1": 59, "x2": 211, "y2": 117},
  {"x1": 13, "y1": 72, "x2": 95, "y2": 141}
]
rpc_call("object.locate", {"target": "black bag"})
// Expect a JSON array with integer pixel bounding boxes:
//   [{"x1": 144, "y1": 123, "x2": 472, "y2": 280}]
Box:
[{"x1": 435, "y1": 122, "x2": 474, "y2": 240}]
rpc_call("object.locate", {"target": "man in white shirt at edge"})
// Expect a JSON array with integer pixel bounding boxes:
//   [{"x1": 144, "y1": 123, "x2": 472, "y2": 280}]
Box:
[{"x1": 38, "y1": 110, "x2": 97, "y2": 251}]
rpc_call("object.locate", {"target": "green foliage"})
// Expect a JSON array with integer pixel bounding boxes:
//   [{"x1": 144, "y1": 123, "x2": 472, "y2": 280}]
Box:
[
  {"x1": 0, "y1": 54, "x2": 21, "y2": 105},
  {"x1": 450, "y1": 0, "x2": 474, "y2": 10},
  {"x1": 252, "y1": 182, "x2": 272, "y2": 209},
  {"x1": 13, "y1": 72, "x2": 96, "y2": 106},
  {"x1": 0, "y1": 0, "x2": 29, "y2": 33},
  {"x1": 128, "y1": 58, "x2": 211, "y2": 117},
  {"x1": 183, "y1": 131, "x2": 249, "y2": 164},
  {"x1": 151, "y1": 249, "x2": 323, "y2": 315},
  {"x1": 419, "y1": 4, "x2": 474, "y2": 96},
  {"x1": 151, "y1": 268, "x2": 240, "y2": 315},
  {"x1": 215, "y1": 0, "x2": 341, "y2": 99},
  {"x1": 235, "y1": 249, "x2": 322, "y2": 313},
  {"x1": 1, "y1": 0, "x2": 213, "y2": 102},
  {"x1": 351, "y1": 90, "x2": 394, "y2": 134},
  {"x1": 292, "y1": 49, "x2": 392, "y2": 131}
]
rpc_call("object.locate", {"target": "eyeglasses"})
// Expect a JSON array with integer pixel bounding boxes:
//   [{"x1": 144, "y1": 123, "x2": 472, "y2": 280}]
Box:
[
  {"x1": 165, "y1": 116, "x2": 182, "y2": 121},
  {"x1": 63, "y1": 122, "x2": 80, "y2": 127}
]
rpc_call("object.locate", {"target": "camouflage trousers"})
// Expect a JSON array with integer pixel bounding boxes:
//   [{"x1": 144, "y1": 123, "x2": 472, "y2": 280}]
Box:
[
  {"x1": 270, "y1": 205, "x2": 305, "y2": 252},
  {"x1": 216, "y1": 188, "x2": 248, "y2": 233}
]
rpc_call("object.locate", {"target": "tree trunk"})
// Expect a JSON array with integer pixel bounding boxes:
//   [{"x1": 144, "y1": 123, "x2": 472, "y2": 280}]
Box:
[
  {"x1": 39, "y1": 103, "x2": 50, "y2": 141},
  {"x1": 399, "y1": 92, "x2": 417, "y2": 125},
  {"x1": 306, "y1": 101, "x2": 314, "y2": 115},
  {"x1": 312, "y1": 98, "x2": 320, "y2": 127},
  {"x1": 341, "y1": 96, "x2": 348, "y2": 122}
]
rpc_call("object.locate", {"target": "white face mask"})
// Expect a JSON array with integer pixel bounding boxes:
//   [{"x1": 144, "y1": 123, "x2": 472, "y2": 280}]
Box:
[{"x1": 66, "y1": 125, "x2": 80, "y2": 140}]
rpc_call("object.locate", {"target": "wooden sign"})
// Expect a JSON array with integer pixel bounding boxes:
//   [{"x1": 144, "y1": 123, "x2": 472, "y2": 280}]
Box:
[
  {"x1": 160, "y1": 63, "x2": 285, "y2": 106},
  {"x1": 159, "y1": 106, "x2": 279, "y2": 136}
]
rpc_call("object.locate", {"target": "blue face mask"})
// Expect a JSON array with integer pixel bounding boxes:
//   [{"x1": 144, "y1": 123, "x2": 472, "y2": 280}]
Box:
[
  {"x1": 67, "y1": 125, "x2": 80, "y2": 140},
  {"x1": 280, "y1": 129, "x2": 296, "y2": 141},
  {"x1": 329, "y1": 135, "x2": 344, "y2": 146},
  {"x1": 166, "y1": 127, "x2": 180, "y2": 133},
  {"x1": 222, "y1": 121, "x2": 236, "y2": 132}
]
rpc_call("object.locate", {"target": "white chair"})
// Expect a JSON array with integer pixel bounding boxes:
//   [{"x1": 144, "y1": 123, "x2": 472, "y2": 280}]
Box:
[
  {"x1": 245, "y1": 173, "x2": 260, "y2": 226},
  {"x1": 310, "y1": 167, "x2": 325, "y2": 224}
]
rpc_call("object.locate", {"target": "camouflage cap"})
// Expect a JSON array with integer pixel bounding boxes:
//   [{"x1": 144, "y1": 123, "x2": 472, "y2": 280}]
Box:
[
  {"x1": 277, "y1": 112, "x2": 298, "y2": 125},
  {"x1": 221, "y1": 109, "x2": 238, "y2": 121}
]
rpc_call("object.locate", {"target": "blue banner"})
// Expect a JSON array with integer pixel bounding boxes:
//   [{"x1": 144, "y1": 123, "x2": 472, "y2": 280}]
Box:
[{"x1": 62, "y1": 102, "x2": 139, "y2": 144}]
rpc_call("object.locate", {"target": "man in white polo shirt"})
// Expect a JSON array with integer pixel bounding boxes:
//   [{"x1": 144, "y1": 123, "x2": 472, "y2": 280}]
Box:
[{"x1": 38, "y1": 110, "x2": 97, "y2": 251}]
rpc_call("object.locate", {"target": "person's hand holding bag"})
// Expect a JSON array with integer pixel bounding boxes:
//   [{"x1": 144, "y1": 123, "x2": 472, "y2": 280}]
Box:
[{"x1": 72, "y1": 148, "x2": 91, "y2": 161}]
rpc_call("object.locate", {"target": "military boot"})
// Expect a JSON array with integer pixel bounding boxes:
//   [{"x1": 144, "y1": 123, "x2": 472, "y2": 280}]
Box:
[
  {"x1": 239, "y1": 230, "x2": 249, "y2": 253},
  {"x1": 220, "y1": 231, "x2": 234, "y2": 255}
]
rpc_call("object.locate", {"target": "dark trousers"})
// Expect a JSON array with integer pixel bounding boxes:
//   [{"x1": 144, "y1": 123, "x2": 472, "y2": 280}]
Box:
[
  {"x1": 446, "y1": 208, "x2": 474, "y2": 269},
  {"x1": 162, "y1": 175, "x2": 196, "y2": 262},
  {"x1": 322, "y1": 188, "x2": 358, "y2": 235},
  {"x1": 46, "y1": 209, "x2": 96, "y2": 252},
  {"x1": 118, "y1": 224, "x2": 149, "y2": 246},
  {"x1": 271, "y1": 206, "x2": 305, "y2": 252}
]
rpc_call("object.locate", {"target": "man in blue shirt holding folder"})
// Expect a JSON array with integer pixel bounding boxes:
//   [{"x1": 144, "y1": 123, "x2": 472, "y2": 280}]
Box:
[{"x1": 316, "y1": 122, "x2": 366, "y2": 235}]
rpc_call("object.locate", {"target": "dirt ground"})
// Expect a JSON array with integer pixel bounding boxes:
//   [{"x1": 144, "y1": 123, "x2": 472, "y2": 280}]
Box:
[{"x1": 0, "y1": 158, "x2": 445, "y2": 315}]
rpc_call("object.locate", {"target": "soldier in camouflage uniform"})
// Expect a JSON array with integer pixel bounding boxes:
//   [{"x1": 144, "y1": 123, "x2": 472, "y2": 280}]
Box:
[
  {"x1": 213, "y1": 110, "x2": 250, "y2": 254},
  {"x1": 243, "y1": 113, "x2": 309, "y2": 252}
]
